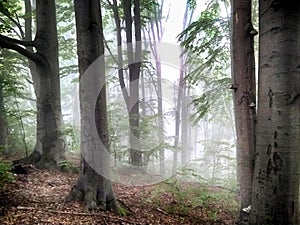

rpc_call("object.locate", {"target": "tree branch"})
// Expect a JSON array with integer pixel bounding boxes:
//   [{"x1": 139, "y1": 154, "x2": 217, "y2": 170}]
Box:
[
  {"x1": 0, "y1": 34, "x2": 41, "y2": 63},
  {"x1": 0, "y1": 34, "x2": 36, "y2": 47}
]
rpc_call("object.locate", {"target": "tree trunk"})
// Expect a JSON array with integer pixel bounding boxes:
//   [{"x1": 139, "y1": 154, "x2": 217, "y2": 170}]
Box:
[
  {"x1": 250, "y1": 1, "x2": 300, "y2": 224},
  {"x1": 28, "y1": 0, "x2": 65, "y2": 168},
  {"x1": 231, "y1": 0, "x2": 256, "y2": 219},
  {"x1": 181, "y1": 85, "x2": 188, "y2": 165},
  {"x1": 173, "y1": 0, "x2": 193, "y2": 173},
  {"x1": 0, "y1": 0, "x2": 65, "y2": 168},
  {"x1": 123, "y1": 0, "x2": 142, "y2": 166},
  {"x1": 0, "y1": 81, "x2": 7, "y2": 153},
  {"x1": 68, "y1": 0, "x2": 119, "y2": 213},
  {"x1": 146, "y1": 4, "x2": 165, "y2": 173}
]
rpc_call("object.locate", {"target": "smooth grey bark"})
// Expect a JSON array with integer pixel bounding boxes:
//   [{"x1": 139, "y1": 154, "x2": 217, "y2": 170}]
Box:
[
  {"x1": 0, "y1": 0, "x2": 65, "y2": 169},
  {"x1": 250, "y1": 1, "x2": 300, "y2": 224},
  {"x1": 68, "y1": 0, "x2": 119, "y2": 213},
  {"x1": 181, "y1": 85, "x2": 188, "y2": 165},
  {"x1": 28, "y1": 0, "x2": 64, "y2": 168},
  {"x1": 172, "y1": 1, "x2": 192, "y2": 173},
  {"x1": 146, "y1": 1, "x2": 166, "y2": 173},
  {"x1": 231, "y1": 0, "x2": 256, "y2": 220}
]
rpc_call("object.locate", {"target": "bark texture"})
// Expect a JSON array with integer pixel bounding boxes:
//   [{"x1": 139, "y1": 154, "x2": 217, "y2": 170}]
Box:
[
  {"x1": 231, "y1": 0, "x2": 256, "y2": 218},
  {"x1": 0, "y1": 0, "x2": 65, "y2": 168},
  {"x1": 68, "y1": 0, "x2": 119, "y2": 212},
  {"x1": 250, "y1": 1, "x2": 300, "y2": 224}
]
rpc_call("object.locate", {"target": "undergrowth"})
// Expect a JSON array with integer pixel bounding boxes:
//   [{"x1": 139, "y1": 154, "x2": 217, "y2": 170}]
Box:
[{"x1": 145, "y1": 178, "x2": 238, "y2": 221}]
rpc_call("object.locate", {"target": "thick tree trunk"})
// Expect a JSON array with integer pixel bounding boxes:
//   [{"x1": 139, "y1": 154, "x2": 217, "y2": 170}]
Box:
[
  {"x1": 25, "y1": 0, "x2": 65, "y2": 168},
  {"x1": 68, "y1": 0, "x2": 119, "y2": 212},
  {"x1": 250, "y1": 1, "x2": 300, "y2": 224},
  {"x1": 0, "y1": 0, "x2": 65, "y2": 168},
  {"x1": 231, "y1": 0, "x2": 256, "y2": 220}
]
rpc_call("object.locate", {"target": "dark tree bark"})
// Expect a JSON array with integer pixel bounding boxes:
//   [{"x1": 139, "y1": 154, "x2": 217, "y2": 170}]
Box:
[
  {"x1": 0, "y1": 0, "x2": 65, "y2": 169},
  {"x1": 110, "y1": 0, "x2": 142, "y2": 166},
  {"x1": 231, "y1": 0, "x2": 256, "y2": 220},
  {"x1": 67, "y1": 0, "x2": 119, "y2": 213},
  {"x1": 124, "y1": 0, "x2": 142, "y2": 166},
  {"x1": 250, "y1": 1, "x2": 300, "y2": 224}
]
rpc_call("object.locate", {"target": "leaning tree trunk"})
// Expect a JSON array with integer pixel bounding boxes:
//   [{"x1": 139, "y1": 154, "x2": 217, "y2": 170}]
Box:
[
  {"x1": 67, "y1": 0, "x2": 119, "y2": 212},
  {"x1": 231, "y1": 0, "x2": 256, "y2": 220},
  {"x1": 250, "y1": 1, "x2": 300, "y2": 224}
]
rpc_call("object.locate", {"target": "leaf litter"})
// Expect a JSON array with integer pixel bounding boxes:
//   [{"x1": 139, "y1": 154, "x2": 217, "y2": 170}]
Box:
[{"x1": 0, "y1": 167, "x2": 237, "y2": 224}]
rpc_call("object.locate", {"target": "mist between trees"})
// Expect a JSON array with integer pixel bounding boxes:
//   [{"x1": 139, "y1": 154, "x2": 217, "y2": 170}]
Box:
[{"x1": 0, "y1": 0, "x2": 299, "y2": 224}]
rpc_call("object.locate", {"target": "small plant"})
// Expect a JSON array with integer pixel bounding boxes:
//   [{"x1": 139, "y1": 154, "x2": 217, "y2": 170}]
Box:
[
  {"x1": 0, "y1": 160, "x2": 13, "y2": 188},
  {"x1": 147, "y1": 177, "x2": 238, "y2": 221},
  {"x1": 59, "y1": 160, "x2": 79, "y2": 174}
]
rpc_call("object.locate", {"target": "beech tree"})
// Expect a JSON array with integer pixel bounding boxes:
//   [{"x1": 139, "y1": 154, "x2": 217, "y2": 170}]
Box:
[
  {"x1": 250, "y1": 1, "x2": 300, "y2": 224},
  {"x1": 67, "y1": 0, "x2": 119, "y2": 212},
  {"x1": 144, "y1": 0, "x2": 167, "y2": 174},
  {"x1": 110, "y1": 0, "x2": 142, "y2": 166},
  {"x1": 0, "y1": 0, "x2": 65, "y2": 168},
  {"x1": 231, "y1": 0, "x2": 256, "y2": 220}
]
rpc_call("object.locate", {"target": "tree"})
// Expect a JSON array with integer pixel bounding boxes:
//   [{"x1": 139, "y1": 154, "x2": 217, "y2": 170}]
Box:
[
  {"x1": 109, "y1": 0, "x2": 142, "y2": 166},
  {"x1": 231, "y1": 0, "x2": 257, "y2": 220},
  {"x1": 0, "y1": 77, "x2": 7, "y2": 152},
  {"x1": 250, "y1": 1, "x2": 300, "y2": 224},
  {"x1": 122, "y1": 0, "x2": 142, "y2": 166},
  {"x1": 67, "y1": 0, "x2": 119, "y2": 212},
  {"x1": 0, "y1": 0, "x2": 65, "y2": 168},
  {"x1": 144, "y1": 0, "x2": 167, "y2": 174},
  {"x1": 172, "y1": 0, "x2": 194, "y2": 173}
]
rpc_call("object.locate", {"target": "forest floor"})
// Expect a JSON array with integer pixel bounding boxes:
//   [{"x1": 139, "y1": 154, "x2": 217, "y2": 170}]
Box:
[{"x1": 0, "y1": 158, "x2": 238, "y2": 225}]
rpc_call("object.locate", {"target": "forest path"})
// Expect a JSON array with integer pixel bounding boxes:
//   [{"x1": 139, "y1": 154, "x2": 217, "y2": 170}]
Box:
[{"x1": 0, "y1": 166, "x2": 236, "y2": 224}]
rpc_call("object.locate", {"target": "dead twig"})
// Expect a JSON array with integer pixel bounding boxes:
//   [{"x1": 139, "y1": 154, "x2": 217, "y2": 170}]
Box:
[{"x1": 156, "y1": 207, "x2": 168, "y2": 215}]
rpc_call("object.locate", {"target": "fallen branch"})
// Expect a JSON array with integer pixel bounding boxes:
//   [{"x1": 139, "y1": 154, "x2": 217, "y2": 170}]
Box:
[{"x1": 156, "y1": 207, "x2": 168, "y2": 215}]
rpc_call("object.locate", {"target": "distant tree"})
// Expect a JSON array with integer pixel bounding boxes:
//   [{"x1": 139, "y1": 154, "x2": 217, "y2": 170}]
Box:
[
  {"x1": 231, "y1": 0, "x2": 256, "y2": 220},
  {"x1": 173, "y1": 0, "x2": 194, "y2": 172},
  {"x1": 67, "y1": 0, "x2": 120, "y2": 212},
  {"x1": 144, "y1": 0, "x2": 167, "y2": 174},
  {"x1": 250, "y1": 1, "x2": 300, "y2": 224},
  {"x1": 0, "y1": 0, "x2": 65, "y2": 168},
  {"x1": 0, "y1": 76, "x2": 7, "y2": 152},
  {"x1": 109, "y1": 0, "x2": 142, "y2": 166}
]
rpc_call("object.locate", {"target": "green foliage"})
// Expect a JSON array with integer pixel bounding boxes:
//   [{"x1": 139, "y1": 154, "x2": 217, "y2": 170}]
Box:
[
  {"x1": 147, "y1": 178, "x2": 238, "y2": 219},
  {"x1": 0, "y1": 160, "x2": 13, "y2": 188},
  {"x1": 56, "y1": 0, "x2": 78, "y2": 78},
  {"x1": 178, "y1": 0, "x2": 232, "y2": 123},
  {"x1": 59, "y1": 159, "x2": 79, "y2": 174},
  {"x1": 63, "y1": 124, "x2": 80, "y2": 152},
  {"x1": 0, "y1": 0, "x2": 23, "y2": 33}
]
